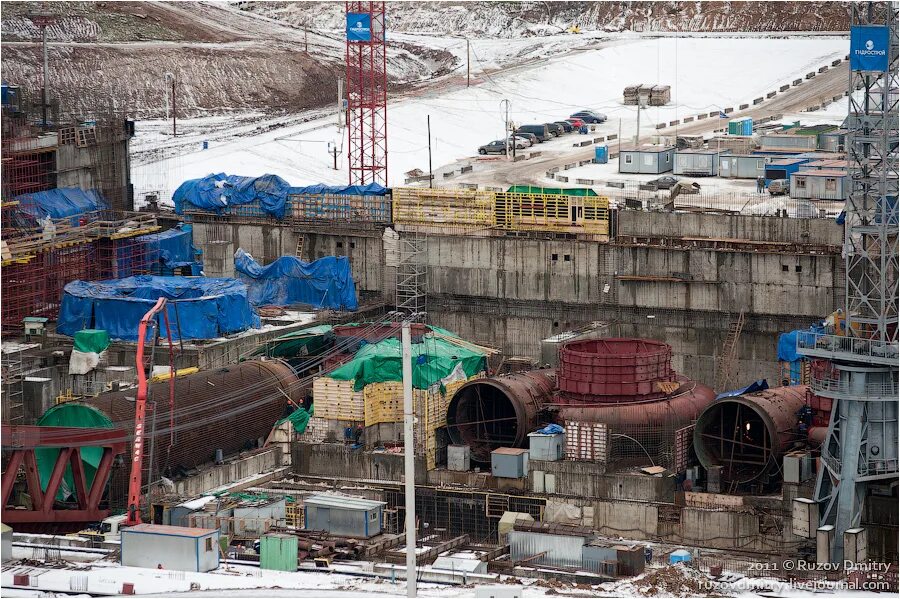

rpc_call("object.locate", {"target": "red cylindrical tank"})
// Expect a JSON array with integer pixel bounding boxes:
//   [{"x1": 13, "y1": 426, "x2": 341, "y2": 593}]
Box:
[{"x1": 558, "y1": 338, "x2": 675, "y2": 401}]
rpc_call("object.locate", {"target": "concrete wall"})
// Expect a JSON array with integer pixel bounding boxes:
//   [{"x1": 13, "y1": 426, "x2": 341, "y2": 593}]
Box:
[
  {"x1": 188, "y1": 212, "x2": 841, "y2": 386},
  {"x1": 292, "y1": 442, "x2": 428, "y2": 484},
  {"x1": 56, "y1": 131, "x2": 132, "y2": 211},
  {"x1": 171, "y1": 447, "x2": 283, "y2": 497},
  {"x1": 530, "y1": 460, "x2": 675, "y2": 503}
]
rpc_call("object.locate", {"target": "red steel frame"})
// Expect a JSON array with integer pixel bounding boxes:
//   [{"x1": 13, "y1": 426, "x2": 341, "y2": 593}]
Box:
[
  {"x1": 346, "y1": 1, "x2": 388, "y2": 186},
  {"x1": 1, "y1": 425, "x2": 126, "y2": 528},
  {"x1": 96, "y1": 235, "x2": 153, "y2": 280}
]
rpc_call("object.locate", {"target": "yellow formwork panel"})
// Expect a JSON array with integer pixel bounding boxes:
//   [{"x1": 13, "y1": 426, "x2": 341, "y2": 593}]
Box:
[
  {"x1": 363, "y1": 375, "x2": 483, "y2": 428},
  {"x1": 392, "y1": 187, "x2": 495, "y2": 228},
  {"x1": 312, "y1": 377, "x2": 364, "y2": 421},
  {"x1": 494, "y1": 192, "x2": 610, "y2": 236}
]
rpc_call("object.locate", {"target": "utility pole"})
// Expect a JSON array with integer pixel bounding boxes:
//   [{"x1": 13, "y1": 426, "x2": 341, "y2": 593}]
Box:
[
  {"x1": 466, "y1": 38, "x2": 471, "y2": 88},
  {"x1": 427, "y1": 114, "x2": 433, "y2": 189},
  {"x1": 305, "y1": 29, "x2": 309, "y2": 53},
  {"x1": 634, "y1": 95, "x2": 646, "y2": 145},
  {"x1": 618, "y1": 118, "x2": 622, "y2": 153},
  {"x1": 401, "y1": 321, "x2": 417, "y2": 598},
  {"x1": 500, "y1": 99, "x2": 512, "y2": 160},
  {"x1": 164, "y1": 73, "x2": 177, "y2": 137},
  {"x1": 337, "y1": 78, "x2": 345, "y2": 129}
]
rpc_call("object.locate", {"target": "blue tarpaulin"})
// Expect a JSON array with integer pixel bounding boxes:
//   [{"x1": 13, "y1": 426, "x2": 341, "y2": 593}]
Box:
[
  {"x1": 534, "y1": 424, "x2": 564, "y2": 435},
  {"x1": 778, "y1": 323, "x2": 826, "y2": 362},
  {"x1": 138, "y1": 224, "x2": 203, "y2": 275},
  {"x1": 715, "y1": 379, "x2": 769, "y2": 401},
  {"x1": 58, "y1": 276, "x2": 260, "y2": 341},
  {"x1": 172, "y1": 173, "x2": 292, "y2": 218},
  {"x1": 234, "y1": 249, "x2": 358, "y2": 310},
  {"x1": 288, "y1": 183, "x2": 387, "y2": 197},
  {"x1": 16, "y1": 188, "x2": 107, "y2": 221}
]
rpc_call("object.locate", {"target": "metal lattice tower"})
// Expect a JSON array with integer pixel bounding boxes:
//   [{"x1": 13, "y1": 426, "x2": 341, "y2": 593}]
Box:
[
  {"x1": 345, "y1": 1, "x2": 387, "y2": 186},
  {"x1": 799, "y1": 1, "x2": 899, "y2": 563},
  {"x1": 395, "y1": 232, "x2": 426, "y2": 321}
]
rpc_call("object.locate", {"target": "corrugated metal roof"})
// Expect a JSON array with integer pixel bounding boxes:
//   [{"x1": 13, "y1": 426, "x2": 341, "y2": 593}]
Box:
[
  {"x1": 676, "y1": 148, "x2": 727, "y2": 155},
  {"x1": 124, "y1": 524, "x2": 217, "y2": 537},
  {"x1": 769, "y1": 158, "x2": 807, "y2": 166},
  {"x1": 303, "y1": 494, "x2": 386, "y2": 511},
  {"x1": 795, "y1": 169, "x2": 847, "y2": 177}
]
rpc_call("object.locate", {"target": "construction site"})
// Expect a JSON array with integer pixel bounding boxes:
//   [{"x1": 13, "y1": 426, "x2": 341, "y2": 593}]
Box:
[{"x1": 0, "y1": 1, "x2": 897, "y2": 597}]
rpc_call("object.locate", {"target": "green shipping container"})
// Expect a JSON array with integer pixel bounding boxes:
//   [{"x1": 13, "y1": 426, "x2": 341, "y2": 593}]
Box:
[{"x1": 260, "y1": 534, "x2": 298, "y2": 572}]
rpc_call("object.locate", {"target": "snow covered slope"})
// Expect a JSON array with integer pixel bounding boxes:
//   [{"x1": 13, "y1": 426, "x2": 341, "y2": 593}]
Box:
[{"x1": 133, "y1": 35, "x2": 847, "y2": 200}]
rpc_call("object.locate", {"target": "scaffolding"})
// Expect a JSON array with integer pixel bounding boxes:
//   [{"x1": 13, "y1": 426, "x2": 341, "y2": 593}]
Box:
[
  {"x1": 1, "y1": 347, "x2": 26, "y2": 425},
  {"x1": 391, "y1": 188, "x2": 495, "y2": 235},
  {"x1": 395, "y1": 231, "x2": 427, "y2": 319}
]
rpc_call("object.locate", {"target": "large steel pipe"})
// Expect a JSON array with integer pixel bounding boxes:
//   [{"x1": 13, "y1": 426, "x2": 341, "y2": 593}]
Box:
[
  {"x1": 43, "y1": 359, "x2": 303, "y2": 478},
  {"x1": 558, "y1": 338, "x2": 675, "y2": 401},
  {"x1": 693, "y1": 386, "x2": 808, "y2": 488},
  {"x1": 446, "y1": 370, "x2": 555, "y2": 462}
]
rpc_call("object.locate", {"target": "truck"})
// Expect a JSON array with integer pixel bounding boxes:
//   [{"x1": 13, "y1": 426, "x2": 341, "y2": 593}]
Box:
[{"x1": 73, "y1": 514, "x2": 128, "y2": 546}]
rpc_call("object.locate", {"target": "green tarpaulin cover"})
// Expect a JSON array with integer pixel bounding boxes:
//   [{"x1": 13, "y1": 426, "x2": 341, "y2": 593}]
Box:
[
  {"x1": 329, "y1": 335, "x2": 487, "y2": 392},
  {"x1": 35, "y1": 404, "x2": 113, "y2": 501},
  {"x1": 250, "y1": 324, "x2": 334, "y2": 359},
  {"x1": 506, "y1": 186, "x2": 597, "y2": 197},
  {"x1": 277, "y1": 405, "x2": 313, "y2": 433},
  {"x1": 73, "y1": 329, "x2": 110, "y2": 354}
]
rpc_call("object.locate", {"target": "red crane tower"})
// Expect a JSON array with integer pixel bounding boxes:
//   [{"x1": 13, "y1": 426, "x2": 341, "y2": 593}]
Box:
[{"x1": 345, "y1": 1, "x2": 388, "y2": 186}]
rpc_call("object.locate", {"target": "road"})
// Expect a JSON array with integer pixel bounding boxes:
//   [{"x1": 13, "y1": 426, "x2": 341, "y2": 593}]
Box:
[{"x1": 454, "y1": 62, "x2": 850, "y2": 187}]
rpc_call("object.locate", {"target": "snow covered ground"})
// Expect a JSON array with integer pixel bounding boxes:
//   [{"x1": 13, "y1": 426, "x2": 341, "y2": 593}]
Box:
[
  {"x1": 3, "y1": 555, "x2": 891, "y2": 598},
  {"x1": 132, "y1": 34, "x2": 847, "y2": 204}
]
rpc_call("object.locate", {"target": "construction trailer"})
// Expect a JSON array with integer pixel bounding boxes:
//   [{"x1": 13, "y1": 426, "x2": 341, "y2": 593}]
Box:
[
  {"x1": 759, "y1": 131, "x2": 821, "y2": 152},
  {"x1": 121, "y1": 524, "x2": 220, "y2": 572},
  {"x1": 790, "y1": 169, "x2": 849, "y2": 201},
  {"x1": 303, "y1": 494, "x2": 385, "y2": 538},
  {"x1": 764, "y1": 158, "x2": 810, "y2": 184},
  {"x1": 718, "y1": 154, "x2": 770, "y2": 179},
  {"x1": 618, "y1": 145, "x2": 675, "y2": 174},
  {"x1": 673, "y1": 148, "x2": 729, "y2": 176}
]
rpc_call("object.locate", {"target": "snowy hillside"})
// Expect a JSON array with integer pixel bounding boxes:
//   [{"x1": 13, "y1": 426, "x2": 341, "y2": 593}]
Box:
[{"x1": 235, "y1": 1, "x2": 851, "y2": 36}]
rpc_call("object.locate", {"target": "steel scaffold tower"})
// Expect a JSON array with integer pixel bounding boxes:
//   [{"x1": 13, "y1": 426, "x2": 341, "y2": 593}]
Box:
[
  {"x1": 799, "y1": 1, "x2": 899, "y2": 563},
  {"x1": 345, "y1": 1, "x2": 388, "y2": 186},
  {"x1": 395, "y1": 232, "x2": 427, "y2": 321}
]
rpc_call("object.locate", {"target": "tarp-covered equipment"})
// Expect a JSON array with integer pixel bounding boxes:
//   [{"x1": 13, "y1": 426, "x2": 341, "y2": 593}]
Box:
[
  {"x1": 16, "y1": 188, "x2": 107, "y2": 221},
  {"x1": 172, "y1": 173, "x2": 292, "y2": 218},
  {"x1": 234, "y1": 249, "x2": 358, "y2": 311},
  {"x1": 58, "y1": 276, "x2": 260, "y2": 341}
]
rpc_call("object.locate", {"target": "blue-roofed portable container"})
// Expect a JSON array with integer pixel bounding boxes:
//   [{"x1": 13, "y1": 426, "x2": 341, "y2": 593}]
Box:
[
  {"x1": 719, "y1": 154, "x2": 776, "y2": 179},
  {"x1": 303, "y1": 494, "x2": 385, "y2": 538},
  {"x1": 673, "y1": 148, "x2": 729, "y2": 176},
  {"x1": 764, "y1": 158, "x2": 811, "y2": 185},
  {"x1": 121, "y1": 524, "x2": 219, "y2": 572}
]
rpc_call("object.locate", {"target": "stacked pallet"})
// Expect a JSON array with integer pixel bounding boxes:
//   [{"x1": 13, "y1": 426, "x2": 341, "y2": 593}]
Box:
[
  {"x1": 564, "y1": 420, "x2": 609, "y2": 462},
  {"x1": 623, "y1": 84, "x2": 670, "y2": 106}
]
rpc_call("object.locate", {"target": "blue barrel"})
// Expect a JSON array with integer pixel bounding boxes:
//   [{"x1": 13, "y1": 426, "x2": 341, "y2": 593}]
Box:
[
  {"x1": 594, "y1": 145, "x2": 608, "y2": 164},
  {"x1": 202, "y1": 140, "x2": 209, "y2": 150}
]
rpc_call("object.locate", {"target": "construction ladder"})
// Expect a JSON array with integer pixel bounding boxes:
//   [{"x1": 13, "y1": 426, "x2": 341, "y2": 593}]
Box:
[
  {"x1": 295, "y1": 236, "x2": 304, "y2": 260},
  {"x1": 715, "y1": 311, "x2": 745, "y2": 392}
]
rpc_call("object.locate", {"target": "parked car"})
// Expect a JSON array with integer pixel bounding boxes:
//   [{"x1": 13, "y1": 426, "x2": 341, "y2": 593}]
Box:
[
  {"x1": 507, "y1": 135, "x2": 530, "y2": 149},
  {"x1": 649, "y1": 175, "x2": 680, "y2": 190},
  {"x1": 516, "y1": 124, "x2": 552, "y2": 142},
  {"x1": 516, "y1": 131, "x2": 539, "y2": 145},
  {"x1": 545, "y1": 123, "x2": 564, "y2": 137},
  {"x1": 478, "y1": 140, "x2": 508, "y2": 155},
  {"x1": 767, "y1": 179, "x2": 789, "y2": 196},
  {"x1": 570, "y1": 110, "x2": 607, "y2": 123},
  {"x1": 553, "y1": 121, "x2": 574, "y2": 133},
  {"x1": 565, "y1": 117, "x2": 585, "y2": 129}
]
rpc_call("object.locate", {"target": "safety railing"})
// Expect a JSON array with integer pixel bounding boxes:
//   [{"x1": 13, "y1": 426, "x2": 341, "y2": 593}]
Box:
[
  {"x1": 797, "y1": 331, "x2": 899, "y2": 366},
  {"x1": 822, "y1": 445, "x2": 898, "y2": 478},
  {"x1": 810, "y1": 373, "x2": 899, "y2": 399}
]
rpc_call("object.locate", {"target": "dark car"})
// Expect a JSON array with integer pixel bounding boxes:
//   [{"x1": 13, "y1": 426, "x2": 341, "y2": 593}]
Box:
[
  {"x1": 516, "y1": 131, "x2": 539, "y2": 145},
  {"x1": 478, "y1": 140, "x2": 508, "y2": 155},
  {"x1": 545, "y1": 123, "x2": 564, "y2": 137},
  {"x1": 570, "y1": 110, "x2": 607, "y2": 123},
  {"x1": 649, "y1": 175, "x2": 680, "y2": 190},
  {"x1": 517, "y1": 124, "x2": 552, "y2": 142},
  {"x1": 553, "y1": 121, "x2": 574, "y2": 133}
]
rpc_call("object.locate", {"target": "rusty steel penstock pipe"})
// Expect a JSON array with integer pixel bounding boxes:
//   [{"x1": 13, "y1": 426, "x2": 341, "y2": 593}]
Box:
[{"x1": 446, "y1": 369, "x2": 556, "y2": 463}]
